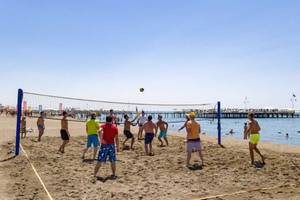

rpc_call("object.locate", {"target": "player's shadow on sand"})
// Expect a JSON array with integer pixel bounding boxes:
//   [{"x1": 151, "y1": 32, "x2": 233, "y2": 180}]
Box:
[
  {"x1": 254, "y1": 161, "x2": 265, "y2": 169},
  {"x1": 0, "y1": 155, "x2": 16, "y2": 162},
  {"x1": 122, "y1": 146, "x2": 130, "y2": 151},
  {"x1": 82, "y1": 159, "x2": 95, "y2": 164},
  {"x1": 96, "y1": 175, "x2": 118, "y2": 182},
  {"x1": 30, "y1": 138, "x2": 39, "y2": 143},
  {"x1": 187, "y1": 164, "x2": 203, "y2": 171}
]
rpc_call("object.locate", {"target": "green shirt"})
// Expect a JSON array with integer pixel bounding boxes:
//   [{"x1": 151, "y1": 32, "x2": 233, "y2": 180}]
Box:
[{"x1": 86, "y1": 119, "x2": 99, "y2": 135}]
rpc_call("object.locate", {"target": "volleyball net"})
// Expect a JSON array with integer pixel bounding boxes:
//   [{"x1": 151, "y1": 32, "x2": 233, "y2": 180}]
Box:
[{"x1": 15, "y1": 89, "x2": 222, "y2": 155}]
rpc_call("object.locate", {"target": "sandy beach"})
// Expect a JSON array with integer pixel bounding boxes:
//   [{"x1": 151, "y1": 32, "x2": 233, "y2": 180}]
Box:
[
  {"x1": 3, "y1": 0, "x2": 300, "y2": 199},
  {"x1": 1, "y1": 116, "x2": 300, "y2": 200}
]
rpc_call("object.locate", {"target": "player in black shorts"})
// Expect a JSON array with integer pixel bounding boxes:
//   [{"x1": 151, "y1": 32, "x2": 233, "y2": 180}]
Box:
[
  {"x1": 60, "y1": 129, "x2": 69, "y2": 140},
  {"x1": 123, "y1": 114, "x2": 138, "y2": 150},
  {"x1": 59, "y1": 111, "x2": 70, "y2": 153}
]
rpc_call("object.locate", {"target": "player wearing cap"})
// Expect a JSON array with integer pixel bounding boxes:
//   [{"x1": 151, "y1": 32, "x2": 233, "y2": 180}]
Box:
[{"x1": 185, "y1": 112, "x2": 204, "y2": 167}]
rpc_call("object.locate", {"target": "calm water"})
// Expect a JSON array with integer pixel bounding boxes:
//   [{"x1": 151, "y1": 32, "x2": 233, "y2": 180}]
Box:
[{"x1": 168, "y1": 118, "x2": 300, "y2": 146}]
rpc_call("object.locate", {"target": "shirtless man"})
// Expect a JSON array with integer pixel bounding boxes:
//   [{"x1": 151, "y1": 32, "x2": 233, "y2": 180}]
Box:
[
  {"x1": 123, "y1": 114, "x2": 138, "y2": 150},
  {"x1": 109, "y1": 109, "x2": 118, "y2": 126},
  {"x1": 186, "y1": 112, "x2": 204, "y2": 167},
  {"x1": 245, "y1": 113, "x2": 265, "y2": 165},
  {"x1": 137, "y1": 111, "x2": 147, "y2": 140},
  {"x1": 37, "y1": 111, "x2": 45, "y2": 142},
  {"x1": 156, "y1": 115, "x2": 169, "y2": 147},
  {"x1": 142, "y1": 115, "x2": 158, "y2": 156},
  {"x1": 59, "y1": 111, "x2": 70, "y2": 153},
  {"x1": 243, "y1": 122, "x2": 248, "y2": 139}
]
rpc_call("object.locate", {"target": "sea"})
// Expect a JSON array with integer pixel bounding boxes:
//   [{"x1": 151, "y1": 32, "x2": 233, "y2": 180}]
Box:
[{"x1": 168, "y1": 118, "x2": 300, "y2": 146}]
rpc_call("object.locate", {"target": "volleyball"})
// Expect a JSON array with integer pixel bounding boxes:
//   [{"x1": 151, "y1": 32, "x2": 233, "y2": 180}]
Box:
[{"x1": 139, "y1": 88, "x2": 144, "y2": 92}]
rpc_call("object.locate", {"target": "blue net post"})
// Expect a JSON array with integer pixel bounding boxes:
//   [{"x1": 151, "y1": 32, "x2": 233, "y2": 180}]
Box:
[
  {"x1": 217, "y1": 101, "x2": 221, "y2": 145},
  {"x1": 15, "y1": 89, "x2": 23, "y2": 156}
]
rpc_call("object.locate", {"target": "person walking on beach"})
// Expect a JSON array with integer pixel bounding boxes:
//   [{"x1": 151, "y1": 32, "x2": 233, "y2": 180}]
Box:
[
  {"x1": 243, "y1": 122, "x2": 248, "y2": 139},
  {"x1": 186, "y1": 112, "x2": 204, "y2": 167},
  {"x1": 137, "y1": 111, "x2": 147, "y2": 140},
  {"x1": 37, "y1": 111, "x2": 45, "y2": 142},
  {"x1": 82, "y1": 113, "x2": 100, "y2": 160},
  {"x1": 59, "y1": 111, "x2": 70, "y2": 153},
  {"x1": 94, "y1": 116, "x2": 119, "y2": 179},
  {"x1": 142, "y1": 115, "x2": 158, "y2": 156},
  {"x1": 157, "y1": 115, "x2": 169, "y2": 147},
  {"x1": 245, "y1": 113, "x2": 265, "y2": 165},
  {"x1": 123, "y1": 114, "x2": 138, "y2": 150}
]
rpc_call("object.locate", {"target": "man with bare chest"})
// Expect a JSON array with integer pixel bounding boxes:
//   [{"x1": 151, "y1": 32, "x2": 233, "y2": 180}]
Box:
[
  {"x1": 142, "y1": 115, "x2": 157, "y2": 156},
  {"x1": 123, "y1": 114, "x2": 138, "y2": 150},
  {"x1": 245, "y1": 113, "x2": 265, "y2": 166},
  {"x1": 59, "y1": 111, "x2": 70, "y2": 153}
]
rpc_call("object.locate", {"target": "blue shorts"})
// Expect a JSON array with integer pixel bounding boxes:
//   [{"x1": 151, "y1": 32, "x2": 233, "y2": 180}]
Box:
[
  {"x1": 87, "y1": 134, "x2": 100, "y2": 148},
  {"x1": 97, "y1": 144, "x2": 116, "y2": 163},
  {"x1": 158, "y1": 131, "x2": 167, "y2": 138},
  {"x1": 145, "y1": 133, "x2": 154, "y2": 144},
  {"x1": 38, "y1": 125, "x2": 45, "y2": 130}
]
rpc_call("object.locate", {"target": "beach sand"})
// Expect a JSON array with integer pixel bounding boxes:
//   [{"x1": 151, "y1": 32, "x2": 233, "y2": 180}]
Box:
[{"x1": 1, "y1": 116, "x2": 300, "y2": 200}]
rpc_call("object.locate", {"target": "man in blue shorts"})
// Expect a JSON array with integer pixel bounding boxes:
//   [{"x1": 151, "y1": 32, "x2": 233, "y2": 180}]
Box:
[
  {"x1": 156, "y1": 115, "x2": 169, "y2": 147},
  {"x1": 94, "y1": 116, "x2": 120, "y2": 178},
  {"x1": 142, "y1": 115, "x2": 158, "y2": 156},
  {"x1": 82, "y1": 113, "x2": 100, "y2": 160}
]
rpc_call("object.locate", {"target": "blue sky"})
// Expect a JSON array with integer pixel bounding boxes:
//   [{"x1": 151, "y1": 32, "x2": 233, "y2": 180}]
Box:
[{"x1": 0, "y1": 0, "x2": 299, "y2": 109}]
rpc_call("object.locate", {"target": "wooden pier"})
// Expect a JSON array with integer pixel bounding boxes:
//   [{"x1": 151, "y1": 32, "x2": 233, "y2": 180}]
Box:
[
  {"x1": 117, "y1": 109, "x2": 300, "y2": 119},
  {"x1": 198, "y1": 111, "x2": 299, "y2": 119},
  {"x1": 25, "y1": 108, "x2": 300, "y2": 120}
]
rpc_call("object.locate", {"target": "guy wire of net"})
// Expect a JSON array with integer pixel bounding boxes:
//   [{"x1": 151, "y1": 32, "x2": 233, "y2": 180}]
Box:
[{"x1": 22, "y1": 91, "x2": 217, "y2": 124}]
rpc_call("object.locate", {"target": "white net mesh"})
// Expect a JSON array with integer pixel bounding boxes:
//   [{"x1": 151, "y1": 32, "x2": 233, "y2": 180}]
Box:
[{"x1": 22, "y1": 91, "x2": 216, "y2": 124}]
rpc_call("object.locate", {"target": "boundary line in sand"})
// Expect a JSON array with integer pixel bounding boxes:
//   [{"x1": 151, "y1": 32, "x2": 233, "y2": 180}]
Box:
[
  {"x1": 20, "y1": 144, "x2": 54, "y2": 200},
  {"x1": 192, "y1": 184, "x2": 293, "y2": 200}
]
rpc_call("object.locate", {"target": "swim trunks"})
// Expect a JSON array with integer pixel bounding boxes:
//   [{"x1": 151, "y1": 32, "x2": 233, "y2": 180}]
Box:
[
  {"x1": 158, "y1": 131, "x2": 167, "y2": 138},
  {"x1": 97, "y1": 144, "x2": 116, "y2": 163},
  {"x1": 87, "y1": 134, "x2": 100, "y2": 148},
  {"x1": 124, "y1": 130, "x2": 133, "y2": 139},
  {"x1": 38, "y1": 125, "x2": 45, "y2": 130},
  {"x1": 249, "y1": 133, "x2": 260, "y2": 145},
  {"x1": 60, "y1": 129, "x2": 69, "y2": 140},
  {"x1": 144, "y1": 133, "x2": 154, "y2": 144},
  {"x1": 186, "y1": 138, "x2": 201, "y2": 153}
]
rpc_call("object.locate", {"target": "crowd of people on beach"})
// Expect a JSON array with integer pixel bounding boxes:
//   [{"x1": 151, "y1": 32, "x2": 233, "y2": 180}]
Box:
[{"x1": 20, "y1": 109, "x2": 265, "y2": 179}]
